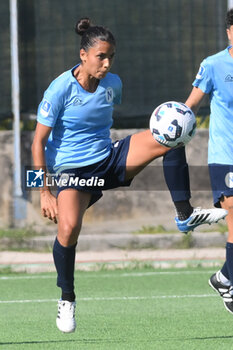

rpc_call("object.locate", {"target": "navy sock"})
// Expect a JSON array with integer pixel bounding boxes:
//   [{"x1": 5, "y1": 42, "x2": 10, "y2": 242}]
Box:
[
  {"x1": 174, "y1": 200, "x2": 193, "y2": 221},
  {"x1": 62, "y1": 291, "x2": 76, "y2": 302},
  {"x1": 221, "y1": 261, "x2": 230, "y2": 280},
  {"x1": 53, "y1": 237, "x2": 77, "y2": 296},
  {"x1": 163, "y1": 147, "x2": 191, "y2": 203},
  {"x1": 226, "y1": 242, "x2": 233, "y2": 285}
]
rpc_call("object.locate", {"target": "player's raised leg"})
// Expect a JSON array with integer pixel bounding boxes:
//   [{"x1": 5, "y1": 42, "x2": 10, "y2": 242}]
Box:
[
  {"x1": 125, "y1": 129, "x2": 168, "y2": 180},
  {"x1": 55, "y1": 189, "x2": 91, "y2": 333}
]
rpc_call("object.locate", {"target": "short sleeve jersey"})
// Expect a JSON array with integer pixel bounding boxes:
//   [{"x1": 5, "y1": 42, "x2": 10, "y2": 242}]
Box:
[
  {"x1": 192, "y1": 46, "x2": 233, "y2": 165},
  {"x1": 37, "y1": 64, "x2": 122, "y2": 173}
]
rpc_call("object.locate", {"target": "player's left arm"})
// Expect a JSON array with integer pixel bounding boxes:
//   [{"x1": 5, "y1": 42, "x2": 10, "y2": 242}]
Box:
[{"x1": 185, "y1": 86, "x2": 206, "y2": 115}]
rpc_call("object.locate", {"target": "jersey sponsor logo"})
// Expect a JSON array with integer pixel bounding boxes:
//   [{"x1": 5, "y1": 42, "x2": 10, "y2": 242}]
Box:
[
  {"x1": 225, "y1": 74, "x2": 233, "y2": 82},
  {"x1": 225, "y1": 172, "x2": 233, "y2": 188},
  {"x1": 40, "y1": 100, "x2": 52, "y2": 117},
  {"x1": 106, "y1": 87, "x2": 114, "y2": 103},
  {"x1": 196, "y1": 65, "x2": 205, "y2": 80}
]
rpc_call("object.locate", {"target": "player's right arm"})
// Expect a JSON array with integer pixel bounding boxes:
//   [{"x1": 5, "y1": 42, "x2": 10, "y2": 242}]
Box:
[
  {"x1": 185, "y1": 86, "x2": 206, "y2": 115},
  {"x1": 31, "y1": 122, "x2": 58, "y2": 224},
  {"x1": 186, "y1": 59, "x2": 212, "y2": 115}
]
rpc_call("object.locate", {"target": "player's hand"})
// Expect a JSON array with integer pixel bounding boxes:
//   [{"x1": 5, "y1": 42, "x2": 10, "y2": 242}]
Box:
[{"x1": 40, "y1": 190, "x2": 58, "y2": 224}]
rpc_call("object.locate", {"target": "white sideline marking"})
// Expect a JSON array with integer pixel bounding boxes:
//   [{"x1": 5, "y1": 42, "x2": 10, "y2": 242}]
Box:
[
  {"x1": 114, "y1": 270, "x2": 215, "y2": 278},
  {"x1": 0, "y1": 299, "x2": 58, "y2": 304},
  {"x1": 0, "y1": 270, "x2": 215, "y2": 280},
  {"x1": 0, "y1": 294, "x2": 218, "y2": 304},
  {"x1": 0, "y1": 275, "x2": 53, "y2": 280}
]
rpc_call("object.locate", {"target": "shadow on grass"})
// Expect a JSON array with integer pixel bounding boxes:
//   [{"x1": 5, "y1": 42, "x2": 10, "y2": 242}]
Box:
[
  {"x1": 186, "y1": 335, "x2": 233, "y2": 341},
  {"x1": 0, "y1": 338, "x2": 126, "y2": 346},
  {"x1": 1, "y1": 335, "x2": 233, "y2": 346},
  {"x1": 161, "y1": 335, "x2": 233, "y2": 342}
]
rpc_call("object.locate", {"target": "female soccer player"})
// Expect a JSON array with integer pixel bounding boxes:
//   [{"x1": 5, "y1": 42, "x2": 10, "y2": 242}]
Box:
[
  {"x1": 31, "y1": 17, "x2": 176, "y2": 333},
  {"x1": 163, "y1": 8, "x2": 233, "y2": 314}
]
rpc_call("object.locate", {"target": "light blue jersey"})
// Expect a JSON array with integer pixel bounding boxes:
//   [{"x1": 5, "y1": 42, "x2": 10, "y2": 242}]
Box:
[
  {"x1": 37, "y1": 64, "x2": 122, "y2": 173},
  {"x1": 193, "y1": 46, "x2": 233, "y2": 165}
]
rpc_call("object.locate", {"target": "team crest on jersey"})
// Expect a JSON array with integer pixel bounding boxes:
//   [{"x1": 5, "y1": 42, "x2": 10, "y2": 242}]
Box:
[
  {"x1": 40, "y1": 100, "x2": 52, "y2": 117},
  {"x1": 225, "y1": 172, "x2": 233, "y2": 188},
  {"x1": 106, "y1": 87, "x2": 114, "y2": 103},
  {"x1": 196, "y1": 65, "x2": 205, "y2": 80}
]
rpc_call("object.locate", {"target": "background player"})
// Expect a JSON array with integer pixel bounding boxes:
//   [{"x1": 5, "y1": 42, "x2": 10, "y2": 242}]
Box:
[{"x1": 163, "y1": 8, "x2": 233, "y2": 314}]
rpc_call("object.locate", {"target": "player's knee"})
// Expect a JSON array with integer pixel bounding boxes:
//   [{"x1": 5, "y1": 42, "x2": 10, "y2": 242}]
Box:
[
  {"x1": 59, "y1": 221, "x2": 82, "y2": 241},
  {"x1": 149, "y1": 134, "x2": 169, "y2": 157}
]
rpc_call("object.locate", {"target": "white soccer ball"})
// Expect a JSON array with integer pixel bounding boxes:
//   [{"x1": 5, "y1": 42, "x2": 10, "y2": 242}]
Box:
[{"x1": 149, "y1": 101, "x2": 196, "y2": 148}]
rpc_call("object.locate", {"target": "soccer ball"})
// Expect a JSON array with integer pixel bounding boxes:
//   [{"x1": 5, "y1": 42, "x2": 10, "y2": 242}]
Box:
[{"x1": 149, "y1": 101, "x2": 196, "y2": 148}]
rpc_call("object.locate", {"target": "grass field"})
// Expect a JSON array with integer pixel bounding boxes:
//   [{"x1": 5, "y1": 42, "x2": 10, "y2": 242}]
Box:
[{"x1": 0, "y1": 266, "x2": 233, "y2": 349}]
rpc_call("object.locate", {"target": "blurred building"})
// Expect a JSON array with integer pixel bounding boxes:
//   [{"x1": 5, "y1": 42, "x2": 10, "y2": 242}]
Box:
[{"x1": 0, "y1": 0, "x2": 228, "y2": 127}]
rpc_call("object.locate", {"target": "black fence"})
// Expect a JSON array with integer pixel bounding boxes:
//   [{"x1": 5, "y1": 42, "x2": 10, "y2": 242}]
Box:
[{"x1": 1, "y1": 0, "x2": 228, "y2": 127}]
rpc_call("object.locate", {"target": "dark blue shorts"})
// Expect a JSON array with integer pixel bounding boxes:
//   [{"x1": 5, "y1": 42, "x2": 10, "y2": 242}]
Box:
[
  {"x1": 209, "y1": 164, "x2": 233, "y2": 207},
  {"x1": 57, "y1": 135, "x2": 133, "y2": 207}
]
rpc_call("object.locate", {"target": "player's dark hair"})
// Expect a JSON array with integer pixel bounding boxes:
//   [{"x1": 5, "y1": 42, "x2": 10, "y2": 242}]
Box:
[
  {"x1": 226, "y1": 8, "x2": 233, "y2": 28},
  {"x1": 75, "y1": 18, "x2": 116, "y2": 51}
]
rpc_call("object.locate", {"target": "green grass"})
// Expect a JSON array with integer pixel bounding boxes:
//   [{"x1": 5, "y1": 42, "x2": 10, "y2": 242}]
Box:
[
  {"x1": 0, "y1": 266, "x2": 233, "y2": 349},
  {"x1": 133, "y1": 224, "x2": 171, "y2": 234},
  {"x1": 133, "y1": 221, "x2": 228, "y2": 235},
  {"x1": 0, "y1": 228, "x2": 38, "y2": 239},
  {"x1": 202, "y1": 222, "x2": 228, "y2": 234},
  {"x1": 196, "y1": 115, "x2": 210, "y2": 128},
  {"x1": 0, "y1": 228, "x2": 44, "y2": 253}
]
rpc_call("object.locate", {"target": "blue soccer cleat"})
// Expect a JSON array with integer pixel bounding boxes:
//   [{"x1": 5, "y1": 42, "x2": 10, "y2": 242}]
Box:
[{"x1": 175, "y1": 207, "x2": 228, "y2": 233}]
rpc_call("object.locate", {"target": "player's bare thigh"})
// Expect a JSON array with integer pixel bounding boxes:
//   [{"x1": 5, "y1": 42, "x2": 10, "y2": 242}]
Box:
[
  {"x1": 125, "y1": 129, "x2": 169, "y2": 180},
  {"x1": 57, "y1": 189, "x2": 91, "y2": 246},
  {"x1": 221, "y1": 196, "x2": 233, "y2": 243}
]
